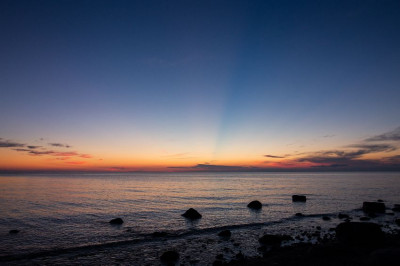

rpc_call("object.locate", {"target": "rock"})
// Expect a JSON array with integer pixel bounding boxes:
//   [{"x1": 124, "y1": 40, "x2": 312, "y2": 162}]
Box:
[
  {"x1": 360, "y1": 216, "x2": 371, "y2": 221},
  {"x1": 109, "y1": 218, "x2": 124, "y2": 225},
  {"x1": 213, "y1": 260, "x2": 223, "y2": 266},
  {"x1": 9, "y1": 230, "x2": 19, "y2": 234},
  {"x1": 216, "y1": 254, "x2": 224, "y2": 260},
  {"x1": 395, "y1": 219, "x2": 400, "y2": 226},
  {"x1": 247, "y1": 200, "x2": 262, "y2": 210},
  {"x1": 259, "y1": 234, "x2": 293, "y2": 246},
  {"x1": 369, "y1": 247, "x2": 400, "y2": 266},
  {"x1": 182, "y1": 208, "x2": 202, "y2": 219},
  {"x1": 295, "y1": 212, "x2": 304, "y2": 217},
  {"x1": 322, "y1": 216, "x2": 331, "y2": 221},
  {"x1": 316, "y1": 226, "x2": 321, "y2": 230},
  {"x1": 392, "y1": 204, "x2": 400, "y2": 212},
  {"x1": 218, "y1": 230, "x2": 231, "y2": 238},
  {"x1": 338, "y1": 213, "x2": 350, "y2": 219},
  {"x1": 368, "y1": 212, "x2": 378, "y2": 218},
  {"x1": 363, "y1": 202, "x2": 386, "y2": 213},
  {"x1": 160, "y1": 250, "x2": 179, "y2": 263},
  {"x1": 336, "y1": 222, "x2": 384, "y2": 246},
  {"x1": 152, "y1": 231, "x2": 168, "y2": 237},
  {"x1": 235, "y1": 251, "x2": 245, "y2": 260},
  {"x1": 377, "y1": 199, "x2": 384, "y2": 202},
  {"x1": 292, "y1": 195, "x2": 306, "y2": 202}
]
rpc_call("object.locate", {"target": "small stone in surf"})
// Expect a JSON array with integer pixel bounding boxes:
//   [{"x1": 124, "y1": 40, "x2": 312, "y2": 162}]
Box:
[
  {"x1": 109, "y1": 218, "x2": 124, "y2": 225},
  {"x1": 292, "y1": 195, "x2": 306, "y2": 202},
  {"x1": 9, "y1": 230, "x2": 19, "y2": 234},
  {"x1": 218, "y1": 230, "x2": 231, "y2": 238},
  {"x1": 182, "y1": 208, "x2": 202, "y2": 219},
  {"x1": 363, "y1": 202, "x2": 385, "y2": 213},
  {"x1": 160, "y1": 250, "x2": 179, "y2": 262},
  {"x1": 247, "y1": 200, "x2": 262, "y2": 210}
]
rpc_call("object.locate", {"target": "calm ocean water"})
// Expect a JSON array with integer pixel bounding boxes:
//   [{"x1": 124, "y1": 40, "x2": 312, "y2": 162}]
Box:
[{"x1": 1, "y1": 172, "x2": 400, "y2": 262}]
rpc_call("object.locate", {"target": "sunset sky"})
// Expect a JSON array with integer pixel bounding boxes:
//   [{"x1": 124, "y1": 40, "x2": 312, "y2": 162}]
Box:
[{"x1": 1, "y1": 0, "x2": 400, "y2": 172}]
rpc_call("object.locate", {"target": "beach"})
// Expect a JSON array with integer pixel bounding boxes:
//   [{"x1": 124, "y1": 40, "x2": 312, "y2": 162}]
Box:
[{"x1": 1, "y1": 172, "x2": 400, "y2": 265}]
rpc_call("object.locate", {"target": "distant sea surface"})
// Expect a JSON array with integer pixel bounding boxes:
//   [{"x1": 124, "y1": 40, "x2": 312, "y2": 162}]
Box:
[{"x1": 1, "y1": 172, "x2": 400, "y2": 258}]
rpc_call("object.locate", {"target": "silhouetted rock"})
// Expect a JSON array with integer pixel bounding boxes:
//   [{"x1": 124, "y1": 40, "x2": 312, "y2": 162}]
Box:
[
  {"x1": 218, "y1": 230, "x2": 231, "y2": 238},
  {"x1": 292, "y1": 195, "x2": 306, "y2": 202},
  {"x1": 395, "y1": 219, "x2": 400, "y2": 226},
  {"x1": 235, "y1": 251, "x2": 245, "y2": 260},
  {"x1": 392, "y1": 204, "x2": 400, "y2": 212},
  {"x1": 109, "y1": 218, "x2": 124, "y2": 225},
  {"x1": 152, "y1": 231, "x2": 168, "y2": 237},
  {"x1": 322, "y1": 216, "x2": 331, "y2": 221},
  {"x1": 9, "y1": 230, "x2": 19, "y2": 234},
  {"x1": 377, "y1": 199, "x2": 384, "y2": 202},
  {"x1": 213, "y1": 260, "x2": 223, "y2": 266},
  {"x1": 336, "y1": 222, "x2": 384, "y2": 246},
  {"x1": 295, "y1": 212, "x2": 304, "y2": 217},
  {"x1": 259, "y1": 234, "x2": 293, "y2": 246},
  {"x1": 247, "y1": 200, "x2": 262, "y2": 210},
  {"x1": 338, "y1": 213, "x2": 350, "y2": 219},
  {"x1": 182, "y1": 208, "x2": 202, "y2": 219},
  {"x1": 160, "y1": 250, "x2": 179, "y2": 263},
  {"x1": 369, "y1": 247, "x2": 400, "y2": 266},
  {"x1": 368, "y1": 212, "x2": 378, "y2": 218},
  {"x1": 360, "y1": 216, "x2": 371, "y2": 221},
  {"x1": 363, "y1": 202, "x2": 386, "y2": 213}
]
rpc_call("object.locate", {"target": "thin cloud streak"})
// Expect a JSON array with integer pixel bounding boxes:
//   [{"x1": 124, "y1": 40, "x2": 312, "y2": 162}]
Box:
[
  {"x1": 0, "y1": 140, "x2": 25, "y2": 148},
  {"x1": 49, "y1": 143, "x2": 71, "y2": 148},
  {"x1": 264, "y1": 154, "x2": 285, "y2": 159},
  {"x1": 365, "y1": 127, "x2": 400, "y2": 142}
]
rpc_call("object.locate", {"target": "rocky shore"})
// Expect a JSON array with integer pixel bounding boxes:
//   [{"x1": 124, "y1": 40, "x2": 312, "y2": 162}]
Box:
[{"x1": 2, "y1": 199, "x2": 400, "y2": 265}]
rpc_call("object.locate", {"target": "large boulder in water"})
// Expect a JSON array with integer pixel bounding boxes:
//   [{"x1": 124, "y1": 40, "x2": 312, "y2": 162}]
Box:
[
  {"x1": 247, "y1": 200, "x2": 262, "y2": 210},
  {"x1": 336, "y1": 222, "x2": 384, "y2": 246},
  {"x1": 182, "y1": 208, "x2": 202, "y2": 220},
  {"x1": 363, "y1": 202, "x2": 386, "y2": 213},
  {"x1": 160, "y1": 250, "x2": 179, "y2": 263},
  {"x1": 292, "y1": 195, "x2": 306, "y2": 202},
  {"x1": 258, "y1": 234, "x2": 293, "y2": 246},
  {"x1": 109, "y1": 218, "x2": 124, "y2": 225}
]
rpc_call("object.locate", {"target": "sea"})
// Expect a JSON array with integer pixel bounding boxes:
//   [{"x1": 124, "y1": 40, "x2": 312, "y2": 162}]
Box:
[{"x1": 1, "y1": 172, "x2": 399, "y2": 265}]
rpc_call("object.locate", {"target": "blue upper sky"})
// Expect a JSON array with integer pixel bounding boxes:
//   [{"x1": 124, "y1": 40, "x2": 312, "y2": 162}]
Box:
[{"x1": 1, "y1": 0, "x2": 400, "y2": 171}]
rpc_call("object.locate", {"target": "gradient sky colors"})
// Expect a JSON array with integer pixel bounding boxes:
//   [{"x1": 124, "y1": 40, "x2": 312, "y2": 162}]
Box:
[{"x1": 1, "y1": 0, "x2": 400, "y2": 172}]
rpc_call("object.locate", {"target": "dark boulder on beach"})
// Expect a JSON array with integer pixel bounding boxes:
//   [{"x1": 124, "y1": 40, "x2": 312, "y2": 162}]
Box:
[
  {"x1": 338, "y1": 213, "x2": 350, "y2": 219},
  {"x1": 9, "y1": 230, "x2": 19, "y2": 234},
  {"x1": 247, "y1": 200, "x2": 262, "y2": 210},
  {"x1": 392, "y1": 204, "x2": 400, "y2": 212},
  {"x1": 152, "y1": 231, "x2": 168, "y2": 237},
  {"x1": 218, "y1": 230, "x2": 232, "y2": 238},
  {"x1": 160, "y1": 250, "x2": 179, "y2": 263},
  {"x1": 259, "y1": 234, "x2": 293, "y2": 246},
  {"x1": 109, "y1": 218, "x2": 124, "y2": 225},
  {"x1": 292, "y1": 195, "x2": 306, "y2": 202},
  {"x1": 369, "y1": 247, "x2": 400, "y2": 266},
  {"x1": 295, "y1": 213, "x2": 304, "y2": 217},
  {"x1": 182, "y1": 208, "x2": 202, "y2": 219},
  {"x1": 336, "y1": 222, "x2": 384, "y2": 246},
  {"x1": 363, "y1": 202, "x2": 386, "y2": 213},
  {"x1": 322, "y1": 216, "x2": 331, "y2": 221},
  {"x1": 395, "y1": 219, "x2": 400, "y2": 226}
]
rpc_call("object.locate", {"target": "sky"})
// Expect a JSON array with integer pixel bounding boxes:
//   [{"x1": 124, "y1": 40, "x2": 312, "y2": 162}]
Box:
[{"x1": 1, "y1": 0, "x2": 400, "y2": 172}]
